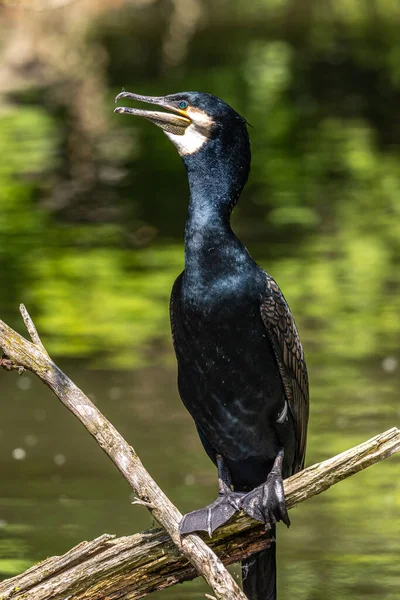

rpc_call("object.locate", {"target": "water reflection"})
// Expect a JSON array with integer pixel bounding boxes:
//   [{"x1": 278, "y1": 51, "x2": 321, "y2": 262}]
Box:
[
  {"x1": 1, "y1": 359, "x2": 399, "y2": 599},
  {"x1": 1, "y1": 0, "x2": 400, "y2": 598}
]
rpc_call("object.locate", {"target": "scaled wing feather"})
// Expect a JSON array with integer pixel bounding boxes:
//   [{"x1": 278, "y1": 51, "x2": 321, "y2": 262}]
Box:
[{"x1": 260, "y1": 276, "x2": 309, "y2": 473}]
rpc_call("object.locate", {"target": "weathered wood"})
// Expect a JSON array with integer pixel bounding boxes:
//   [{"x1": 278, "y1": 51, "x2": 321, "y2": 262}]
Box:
[
  {"x1": 0, "y1": 306, "x2": 247, "y2": 600},
  {"x1": 0, "y1": 428, "x2": 399, "y2": 599},
  {"x1": 1, "y1": 308, "x2": 400, "y2": 599}
]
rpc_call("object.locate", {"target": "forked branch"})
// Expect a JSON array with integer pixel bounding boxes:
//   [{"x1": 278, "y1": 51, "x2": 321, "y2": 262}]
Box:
[
  {"x1": 0, "y1": 305, "x2": 247, "y2": 600},
  {"x1": 0, "y1": 307, "x2": 399, "y2": 600}
]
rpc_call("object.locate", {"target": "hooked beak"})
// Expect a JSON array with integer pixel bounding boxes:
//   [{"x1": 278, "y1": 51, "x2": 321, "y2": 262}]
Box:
[{"x1": 114, "y1": 91, "x2": 191, "y2": 136}]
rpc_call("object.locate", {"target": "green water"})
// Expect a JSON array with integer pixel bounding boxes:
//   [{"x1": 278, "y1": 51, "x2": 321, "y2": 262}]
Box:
[
  {"x1": 1, "y1": 358, "x2": 399, "y2": 598},
  {"x1": 1, "y1": 0, "x2": 400, "y2": 597}
]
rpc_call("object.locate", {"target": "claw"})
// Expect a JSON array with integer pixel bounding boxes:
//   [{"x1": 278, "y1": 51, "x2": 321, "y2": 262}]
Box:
[
  {"x1": 240, "y1": 449, "x2": 290, "y2": 530},
  {"x1": 180, "y1": 450, "x2": 289, "y2": 536}
]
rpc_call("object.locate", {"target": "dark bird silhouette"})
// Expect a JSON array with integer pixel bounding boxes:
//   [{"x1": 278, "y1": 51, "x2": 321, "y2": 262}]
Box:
[{"x1": 115, "y1": 90, "x2": 309, "y2": 600}]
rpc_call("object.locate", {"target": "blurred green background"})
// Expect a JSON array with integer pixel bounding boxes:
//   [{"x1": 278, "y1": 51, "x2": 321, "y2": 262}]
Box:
[{"x1": 0, "y1": 0, "x2": 400, "y2": 598}]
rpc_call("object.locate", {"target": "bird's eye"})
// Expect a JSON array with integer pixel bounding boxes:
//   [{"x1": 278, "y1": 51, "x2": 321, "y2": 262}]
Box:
[{"x1": 179, "y1": 101, "x2": 188, "y2": 110}]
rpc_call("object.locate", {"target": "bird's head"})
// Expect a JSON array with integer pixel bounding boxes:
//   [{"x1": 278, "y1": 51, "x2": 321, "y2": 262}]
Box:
[{"x1": 115, "y1": 91, "x2": 250, "y2": 180}]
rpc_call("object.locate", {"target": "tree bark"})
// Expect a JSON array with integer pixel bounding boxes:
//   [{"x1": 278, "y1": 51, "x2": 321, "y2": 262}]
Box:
[
  {"x1": 0, "y1": 307, "x2": 399, "y2": 600},
  {"x1": 0, "y1": 428, "x2": 399, "y2": 600},
  {"x1": 0, "y1": 306, "x2": 247, "y2": 600}
]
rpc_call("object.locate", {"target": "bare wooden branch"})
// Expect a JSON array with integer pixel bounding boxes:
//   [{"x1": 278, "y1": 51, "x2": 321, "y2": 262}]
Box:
[
  {"x1": 19, "y1": 303, "x2": 47, "y2": 351},
  {"x1": 0, "y1": 309, "x2": 247, "y2": 600},
  {"x1": 0, "y1": 427, "x2": 399, "y2": 599}
]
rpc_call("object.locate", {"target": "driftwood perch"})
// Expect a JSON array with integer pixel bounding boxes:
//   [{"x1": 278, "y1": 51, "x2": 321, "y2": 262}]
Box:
[
  {"x1": 0, "y1": 305, "x2": 247, "y2": 600},
  {"x1": 0, "y1": 306, "x2": 399, "y2": 599},
  {"x1": 0, "y1": 428, "x2": 399, "y2": 599}
]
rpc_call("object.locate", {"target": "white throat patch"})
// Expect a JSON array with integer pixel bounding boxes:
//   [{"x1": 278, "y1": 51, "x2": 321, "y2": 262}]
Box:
[{"x1": 165, "y1": 107, "x2": 213, "y2": 156}]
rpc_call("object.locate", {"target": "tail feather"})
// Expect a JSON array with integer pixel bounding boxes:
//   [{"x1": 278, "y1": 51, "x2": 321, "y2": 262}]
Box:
[{"x1": 242, "y1": 527, "x2": 276, "y2": 600}]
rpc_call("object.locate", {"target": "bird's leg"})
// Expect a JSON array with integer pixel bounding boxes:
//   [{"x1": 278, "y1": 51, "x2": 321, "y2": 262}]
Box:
[
  {"x1": 179, "y1": 454, "x2": 244, "y2": 537},
  {"x1": 240, "y1": 449, "x2": 290, "y2": 530},
  {"x1": 216, "y1": 454, "x2": 233, "y2": 493}
]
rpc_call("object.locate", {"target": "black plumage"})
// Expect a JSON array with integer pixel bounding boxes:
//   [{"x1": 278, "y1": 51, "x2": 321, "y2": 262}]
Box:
[{"x1": 115, "y1": 90, "x2": 309, "y2": 600}]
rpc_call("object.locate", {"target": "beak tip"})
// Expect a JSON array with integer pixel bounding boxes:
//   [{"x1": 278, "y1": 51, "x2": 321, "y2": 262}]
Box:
[
  {"x1": 114, "y1": 106, "x2": 125, "y2": 114},
  {"x1": 115, "y1": 91, "x2": 128, "y2": 103}
]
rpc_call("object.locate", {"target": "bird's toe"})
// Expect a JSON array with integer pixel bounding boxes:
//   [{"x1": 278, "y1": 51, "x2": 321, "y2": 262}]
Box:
[
  {"x1": 240, "y1": 449, "x2": 290, "y2": 530},
  {"x1": 179, "y1": 491, "x2": 242, "y2": 537}
]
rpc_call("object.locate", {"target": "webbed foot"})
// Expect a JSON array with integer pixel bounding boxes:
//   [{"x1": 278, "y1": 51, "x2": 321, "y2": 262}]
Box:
[
  {"x1": 179, "y1": 481, "x2": 243, "y2": 537},
  {"x1": 241, "y1": 449, "x2": 290, "y2": 530}
]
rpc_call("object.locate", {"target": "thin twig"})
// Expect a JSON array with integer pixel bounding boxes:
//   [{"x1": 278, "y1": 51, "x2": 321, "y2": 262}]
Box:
[
  {"x1": 19, "y1": 303, "x2": 47, "y2": 352},
  {"x1": 131, "y1": 498, "x2": 155, "y2": 508}
]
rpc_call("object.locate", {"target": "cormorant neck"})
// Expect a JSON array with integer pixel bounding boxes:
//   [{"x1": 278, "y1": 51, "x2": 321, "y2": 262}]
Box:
[
  {"x1": 185, "y1": 166, "x2": 237, "y2": 228},
  {"x1": 183, "y1": 132, "x2": 250, "y2": 218},
  {"x1": 184, "y1": 180, "x2": 232, "y2": 265},
  {"x1": 182, "y1": 137, "x2": 251, "y2": 275}
]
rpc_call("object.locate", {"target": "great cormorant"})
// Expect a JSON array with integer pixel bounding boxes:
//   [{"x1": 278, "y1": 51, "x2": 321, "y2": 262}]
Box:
[{"x1": 115, "y1": 90, "x2": 309, "y2": 600}]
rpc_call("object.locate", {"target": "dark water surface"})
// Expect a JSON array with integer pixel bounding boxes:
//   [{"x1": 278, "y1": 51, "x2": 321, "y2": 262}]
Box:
[
  {"x1": 1, "y1": 349, "x2": 399, "y2": 599},
  {"x1": 1, "y1": 1, "x2": 400, "y2": 598}
]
